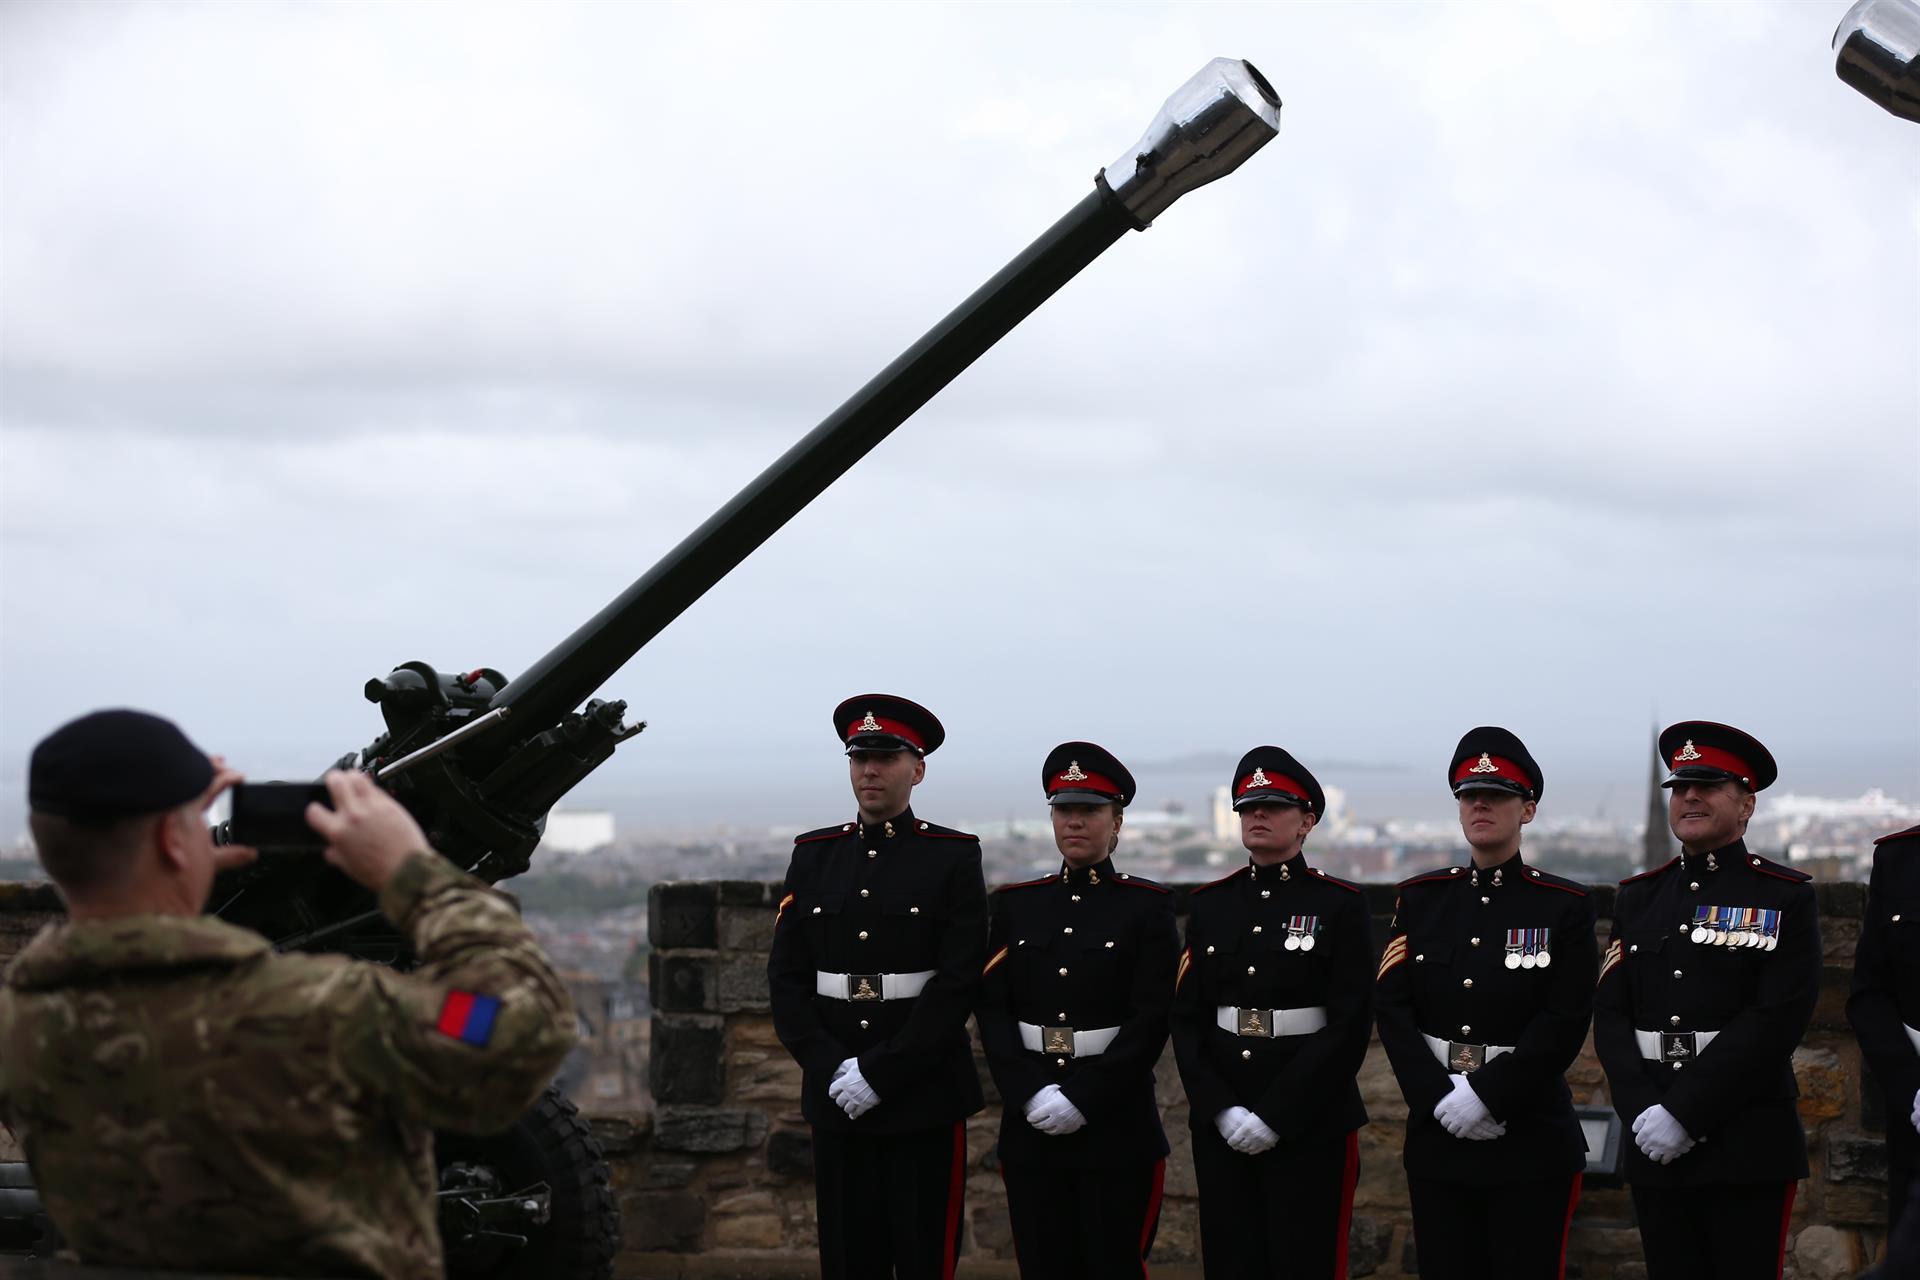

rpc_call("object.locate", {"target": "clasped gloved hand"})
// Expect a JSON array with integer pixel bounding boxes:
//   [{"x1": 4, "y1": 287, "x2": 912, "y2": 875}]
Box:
[
  {"x1": 1216, "y1": 1106, "x2": 1279, "y2": 1155},
  {"x1": 1632, "y1": 1104, "x2": 1695, "y2": 1164},
  {"x1": 1910, "y1": 1087, "x2": 1920, "y2": 1136},
  {"x1": 1433, "y1": 1073, "x2": 1506, "y2": 1141},
  {"x1": 1025, "y1": 1084, "x2": 1087, "y2": 1136},
  {"x1": 827, "y1": 1057, "x2": 880, "y2": 1120}
]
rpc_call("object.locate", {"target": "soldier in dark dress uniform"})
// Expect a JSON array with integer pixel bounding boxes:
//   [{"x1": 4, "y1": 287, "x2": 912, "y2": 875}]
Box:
[
  {"x1": 1375, "y1": 727, "x2": 1598, "y2": 1279},
  {"x1": 767, "y1": 695, "x2": 988, "y2": 1280},
  {"x1": 976, "y1": 742, "x2": 1179, "y2": 1280},
  {"x1": 1847, "y1": 821, "x2": 1920, "y2": 1237},
  {"x1": 1171, "y1": 746, "x2": 1372, "y2": 1280},
  {"x1": 1594, "y1": 720, "x2": 1817, "y2": 1280}
]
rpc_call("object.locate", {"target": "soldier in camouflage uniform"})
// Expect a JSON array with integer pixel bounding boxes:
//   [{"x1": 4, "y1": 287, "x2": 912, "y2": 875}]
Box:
[{"x1": 0, "y1": 709, "x2": 576, "y2": 1279}]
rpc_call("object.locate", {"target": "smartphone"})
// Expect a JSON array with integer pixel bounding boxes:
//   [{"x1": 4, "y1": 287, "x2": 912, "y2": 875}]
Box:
[{"x1": 226, "y1": 782, "x2": 331, "y2": 850}]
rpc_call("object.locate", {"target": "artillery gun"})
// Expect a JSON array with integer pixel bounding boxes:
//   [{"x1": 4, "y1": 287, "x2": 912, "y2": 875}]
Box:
[{"x1": 0, "y1": 60, "x2": 1283, "y2": 1278}]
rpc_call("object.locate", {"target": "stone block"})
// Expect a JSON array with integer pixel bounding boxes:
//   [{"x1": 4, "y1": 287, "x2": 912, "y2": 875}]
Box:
[
  {"x1": 588, "y1": 1114, "x2": 642, "y2": 1155},
  {"x1": 767, "y1": 1127, "x2": 814, "y2": 1178},
  {"x1": 718, "y1": 953, "x2": 773, "y2": 1012},
  {"x1": 1795, "y1": 1047, "x2": 1847, "y2": 1125},
  {"x1": 652, "y1": 951, "x2": 716, "y2": 1013},
  {"x1": 653, "y1": 1105, "x2": 770, "y2": 1153},
  {"x1": 651, "y1": 882, "x2": 718, "y2": 950},
  {"x1": 720, "y1": 903, "x2": 778, "y2": 953},
  {"x1": 1349, "y1": 1213, "x2": 1390, "y2": 1276},
  {"x1": 643, "y1": 1161, "x2": 697, "y2": 1188},
  {"x1": 1821, "y1": 881, "x2": 1866, "y2": 921},
  {"x1": 1827, "y1": 1131, "x2": 1888, "y2": 1184},
  {"x1": 652, "y1": 1015, "x2": 726, "y2": 1104},
  {"x1": 728, "y1": 1041, "x2": 803, "y2": 1102},
  {"x1": 1164, "y1": 1122, "x2": 1197, "y2": 1197},
  {"x1": 970, "y1": 1202, "x2": 1014, "y2": 1255},
  {"x1": 718, "y1": 880, "x2": 777, "y2": 907},
  {"x1": 1792, "y1": 1224, "x2": 1857, "y2": 1280},
  {"x1": 1152, "y1": 1199, "x2": 1198, "y2": 1263},
  {"x1": 1823, "y1": 1181, "x2": 1886, "y2": 1226},
  {"x1": 621, "y1": 1189, "x2": 705, "y2": 1251},
  {"x1": 713, "y1": 1212, "x2": 785, "y2": 1249}
]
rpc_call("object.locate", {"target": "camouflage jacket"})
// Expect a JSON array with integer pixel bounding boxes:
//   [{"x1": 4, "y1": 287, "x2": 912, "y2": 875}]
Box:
[{"x1": 0, "y1": 853, "x2": 576, "y2": 1279}]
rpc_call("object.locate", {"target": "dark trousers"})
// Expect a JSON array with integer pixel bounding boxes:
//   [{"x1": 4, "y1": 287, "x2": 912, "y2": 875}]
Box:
[
  {"x1": 1001, "y1": 1156, "x2": 1165, "y2": 1280},
  {"x1": 1408, "y1": 1171, "x2": 1581, "y2": 1280},
  {"x1": 1192, "y1": 1129, "x2": 1359, "y2": 1280},
  {"x1": 1890, "y1": 1117, "x2": 1916, "y2": 1235},
  {"x1": 1631, "y1": 1180, "x2": 1795, "y2": 1280},
  {"x1": 812, "y1": 1123, "x2": 966, "y2": 1280}
]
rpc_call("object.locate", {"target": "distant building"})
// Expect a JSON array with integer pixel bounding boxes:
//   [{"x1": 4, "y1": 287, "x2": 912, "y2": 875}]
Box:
[
  {"x1": 539, "y1": 809, "x2": 616, "y2": 856},
  {"x1": 1643, "y1": 725, "x2": 1673, "y2": 870}
]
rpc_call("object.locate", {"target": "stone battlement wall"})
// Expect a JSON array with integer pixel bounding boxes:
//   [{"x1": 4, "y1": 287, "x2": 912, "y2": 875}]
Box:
[{"x1": 626, "y1": 877, "x2": 1890, "y2": 1280}]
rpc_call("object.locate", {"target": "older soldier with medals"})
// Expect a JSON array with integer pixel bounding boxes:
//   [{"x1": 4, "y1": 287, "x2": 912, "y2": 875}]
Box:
[
  {"x1": 1850, "y1": 821, "x2": 1920, "y2": 1240},
  {"x1": 1171, "y1": 747, "x2": 1372, "y2": 1279},
  {"x1": 767, "y1": 695, "x2": 988, "y2": 1280},
  {"x1": 1375, "y1": 727, "x2": 1598, "y2": 1278},
  {"x1": 976, "y1": 742, "x2": 1179, "y2": 1279},
  {"x1": 1593, "y1": 721, "x2": 1817, "y2": 1280}
]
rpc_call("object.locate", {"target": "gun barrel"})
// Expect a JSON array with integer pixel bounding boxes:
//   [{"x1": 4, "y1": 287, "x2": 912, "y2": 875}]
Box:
[{"x1": 491, "y1": 59, "x2": 1280, "y2": 733}]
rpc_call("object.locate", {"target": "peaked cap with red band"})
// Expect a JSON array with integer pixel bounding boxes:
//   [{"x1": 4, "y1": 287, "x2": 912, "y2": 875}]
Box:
[
  {"x1": 1230, "y1": 745, "x2": 1325, "y2": 817},
  {"x1": 1042, "y1": 740, "x2": 1135, "y2": 807},
  {"x1": 1449, "y1": 726, "x2": 1543, "y2": 801},
  {"x1": 1658, "y1": 720, "x2": 1776, "y2": 792},
  {"x1": 833, "y1": 694, "x2": 945, "y2": 756}
]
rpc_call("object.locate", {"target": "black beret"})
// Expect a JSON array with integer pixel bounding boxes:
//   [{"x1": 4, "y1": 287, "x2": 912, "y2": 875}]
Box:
[
  {"x1": 1658, "y1": 720, "x2": 1777, "y2": 792},
  {"x1": 1229, "y1": 746, "x2": 1326, "y2": 817},
  {"x1": 1448, "y1": 726, "x2": 1543, "y2": 802},
  {"x1": 29, "y1": 709, "x2": 214, "y2": 821},
  {"x1": 1041, "y1": 741, "x2": 1136, "y2": 807},
  {"x1": 833, "y1": 694, "x2": 946, "y2": 756}
]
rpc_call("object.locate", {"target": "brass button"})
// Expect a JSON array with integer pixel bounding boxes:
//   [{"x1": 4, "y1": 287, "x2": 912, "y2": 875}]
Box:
[
  {"x1": 1480, "y1": 896, "x2": 1491, "y2": 905},
  {"x1": 1252, "y1": 925, "x2": 1263, "y2": 934},
  {"x1": 858, "y1": 931, "x2": 869, "y2": 940},
  {"x1": 1672, "y1": 1062, "x2": 1684, "y2": 1071},
  {"x1": 1064, "y1": 927, "x2": 1074, "y2": 934},
  {"x1": 1056, "y1": 1057, "x2": 1067, "y2": 1066},
  {"x1": 910, "y1": 907, "x2": 920, "y2": 914},
  {"x1": 1673, "y1": 969, "x2": 1683, "y2": 978},
  {"x1": 867, "y1": 850, "x2": 877, "y2": 859},
  {"x1": 1261, "y1": 890, "x2": 1271, "y2": 899},
  {"x1": 1104, "y1": 941, "x2": 1115, "y2": 949},
  {"x1": 1058, "y1": 967, "x2": 1069, "y2": 976},
  {"x1": 1058, "y1": 1012, "x2": 1067, "y2": 1020},
  {"x1": 1071, "y1": 895, "x2": 1082, "y2": 903},
  {"x1": 1247, "y1": 965, "x2": 1257, "y2": 975},
  {"x1": 1895, "y1": 914, "x2": 1904, "y2": 923},
  {"x1": 1670, "y1": 1015, "x2": 1681, "y2": 1025},
  {"x1": 1206, "y1": 945, "x2": 1216, "y2": 955},
  {"x1": 812, "y1": 907, "x2": 822, "y2": 915},
  {"x1": 1415, "y1": 954, "x2": 1425, "y2": 963},
  {"x1": 860, "y1": 889, "x2": 870, "y2": 898},
  {"x1": 1461, "y1": 1025, "x2": 1471, "y2": 1035},
  {"x1": 1241, "y1": 1049, "x2": 1252, "y2": 1060},
  {"x1": 1470, "y1": 937, "x2": 1481, "y2": 946},
  {"x1": 1463, "y1": 979, "x2": 1474, "y2": 988},
  {"x1": 859, "y1": 1019, "x2": 870, "y2": 1030},
  {"x1": 1629, "y1": 945, "x2": 1638, "y2": 952},
  {"x1": 1689, "y1": 882, "x2": 1700, "y2": 891}
]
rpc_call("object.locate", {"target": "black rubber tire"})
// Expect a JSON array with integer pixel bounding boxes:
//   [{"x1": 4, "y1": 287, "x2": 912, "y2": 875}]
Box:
[{"x1": 436, "y1": 1087, "x2": 620, "y2": 1280}]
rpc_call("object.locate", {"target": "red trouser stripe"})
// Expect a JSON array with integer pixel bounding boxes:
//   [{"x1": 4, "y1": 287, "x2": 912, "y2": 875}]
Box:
[
  {"x1": 1333, "y1": 1129, "x2": 1359, "y2": 1278},
  {"x1": 1139, "y1": 1157, "x2": 1166, "y2": 1277},
  {"x1": 941, "y1": 1122, "x2": 964, "y2": 1280},
  {"x1": 1775, "y1": 1181, "x2": 1798, "y2": 1280},
  {"x1": 1557, "y1": 1172, "x2": 1583, "y2": 1280}
]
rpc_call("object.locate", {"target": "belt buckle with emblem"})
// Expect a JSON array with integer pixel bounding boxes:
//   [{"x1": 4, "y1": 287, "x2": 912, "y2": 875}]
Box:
[
  {"x1": 1238, "y1": 1008, "x2": 1272, "y2": 1037},
  {"x1": 1660, "y1": 1031, "x2": 1697, "y2": 1061},
  {"x1": 1449, "y1": 1041, "x2": 1486, "y2": 1072},
  {"x1": 1043, "y1": 1025, "x2": 1076, "y2": 1057},
  {"x1": 847, "y1": 974, "x2": 883, "y2": 1001}
]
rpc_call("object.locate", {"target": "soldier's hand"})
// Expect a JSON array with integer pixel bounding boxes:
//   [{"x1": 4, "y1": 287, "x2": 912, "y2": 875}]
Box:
[
  {"x1": 307, "y1": 770, "x2": 430, "y2": 892},
  {"x1": 200, "y1": 758, "x2": 258, "y2": 872},
  {"x1": 827, "y1": 1058, "x2": 879, "y2": 1119},
  {"x1": 1215, "y1": 1106, "x2": 1253, "y2": 1146},
  {"x1": 1632, "y1": 1104, "x2": 1694, "y2": 1164},
  {"x1": 1230, "y1": 1111, "x2": 1280, "y2": 1155},
  {"x1": 1911, "y1": 1088, "x2": 1920, "y2": 1136}
]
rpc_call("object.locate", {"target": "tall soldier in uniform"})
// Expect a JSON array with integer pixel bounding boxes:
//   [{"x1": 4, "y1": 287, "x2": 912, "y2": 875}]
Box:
[
  {"x1": 0, "y1": 710, "x2": 577, "y2": 1278},
  {"x1": 1171, "y1": 746, "x2": 1371, "y2": 1278},
  {"x1": 1847, "y1": 820, "x2": 1920, "y2": 1237},
  {"x1": 767, "y1": 695, "x2": 987, "y2": 1280},
  {"x1": 977, "y1": 742, "x2": 1178, "y2": 1279},
  {"x1": 1375, "y1": 727, "x2": 1598, "y2": 1279},
  {"x1": 1594, "y1": 721, "x2": 1817, "y2": 1280}
]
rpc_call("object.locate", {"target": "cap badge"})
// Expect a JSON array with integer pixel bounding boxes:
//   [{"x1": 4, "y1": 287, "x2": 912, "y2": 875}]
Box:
[
  {"x1": 858, "y1": 711, "x2": 883, "y2": 733},
  {"x1": 1061, "y1": 762, "x2": 1089, "y2": 782},
  {"x1": 1675, "y1": 740, "x2": 1702, "y2": 762},
  {"x1": 1469, "y1": 753, "x2": 1498, "y2": 774},
  {"x1": 1248, "y1": 766, "x2": 1272, "y2": 788}
]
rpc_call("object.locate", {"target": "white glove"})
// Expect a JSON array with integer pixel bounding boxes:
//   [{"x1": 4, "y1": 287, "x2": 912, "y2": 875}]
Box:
[
  {"x1": 1228, "y1": 1110, "x2": 1280, "y2": 1155},
  {"x1": 1632, "y1": 1104, "x2": 1695, "y2": 1164},
  {"x1": 1025, "y1": 1084, "x2": 1087, "y2": 1136},
  {"x1": 1215, "y1": 1106, "x2": 1252, "y2": 1146},
  {"x1": 1910, "y1": 1087, "x2": 1919, "y2": 1136},
  {"x1": 1433, "y1": 1074, "x2": 1506, "y2": 1141},
  {"x1": 826, "y1": 1057, "x2": 879, "y2": 1120}
]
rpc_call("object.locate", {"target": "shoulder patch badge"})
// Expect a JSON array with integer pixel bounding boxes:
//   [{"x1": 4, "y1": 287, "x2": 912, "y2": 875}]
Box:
[{"x1": 436, "y1": 990, "x2": 502, "y2": 1046}]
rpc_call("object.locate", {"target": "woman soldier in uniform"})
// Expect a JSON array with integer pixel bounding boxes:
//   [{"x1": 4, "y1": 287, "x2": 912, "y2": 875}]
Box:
[
  {"x1": 1374, "y1": 727, "x2": 1598, "y2": 1279},
  {"x1": 1171, "y1": 746, "x2": 1373, "y2": 1279},
  {"x1": 976, "y1": 742, "x2": 1179, "y2": 1279}
]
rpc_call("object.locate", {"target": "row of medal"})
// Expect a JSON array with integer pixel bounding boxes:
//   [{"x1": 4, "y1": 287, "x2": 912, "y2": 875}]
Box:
[
  {"x1": 1690, "y1": 905, "x2": 1781, "y2": 950},
  {"x1": 1503, "y1": 927, "x2": 1553, "y2": 969},
  {"x1": 1281, "y1": 915, "x2": 1318, "y2": 951}
]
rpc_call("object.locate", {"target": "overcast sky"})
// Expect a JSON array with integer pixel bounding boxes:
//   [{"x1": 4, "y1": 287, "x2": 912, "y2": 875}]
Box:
[{"x1": 1, "y1": 0, "x2": 1915, "y2": 842}]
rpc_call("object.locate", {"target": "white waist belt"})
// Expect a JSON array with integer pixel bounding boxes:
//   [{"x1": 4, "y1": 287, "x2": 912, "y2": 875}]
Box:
[
  {"x1": 1019, "y1": 1021, "x2": 1121, "y2": 1058},
  {"x1": 815, "y1": 970, "x2": 935, "y2": 1001},
  {"x1": 1635, "y1": 1028, "x2": 1721, "y2": 1063},
  {"x1": 1215, "y1": 1005, "x2": 1328, "y2": 1037},
  {"x1": 1424, "y1": 1032, "x2": 1515, "y2": 1069},
  {"x1": 1906, "y1": 1022, "x2": 1920, "y2": 1053}
]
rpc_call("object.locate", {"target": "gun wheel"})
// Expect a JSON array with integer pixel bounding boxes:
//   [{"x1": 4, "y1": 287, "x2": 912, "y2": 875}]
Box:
[{"x1": 436, "y1": 1086, "x2": 619, "y2": 1280}]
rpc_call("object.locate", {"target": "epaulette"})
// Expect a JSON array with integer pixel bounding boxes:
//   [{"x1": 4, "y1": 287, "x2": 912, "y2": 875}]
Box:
[
  {"x1": 1518, "y1": 866, "x2": 1589, "y2": 897},
  {"x1": 794, "y1": 824, "x2": 850, "y2": 845},
  {"x1": 1306, "y1": 867, "x2": 1363, "y2": 895},
  {"x1": 914, "y1": 820, "x2": 978, "y2": 841},
  {"x1": 1397, "y1": 866, "x2": 1465, "y2": 891},
  {"x1": 993, "y1": 874, "x2": 1058, "y2": 894},
  {"x1": 1111, "y1": 872, "x2": 1169, "y2": 894},
  {"x1": 1875, "y1": 824, "x2": 1920, "y2": 846},
  {"x1": 1618, "y1": 857, "x2": 1677, "y2": 887},
  {"x1": 1742, "y1": 852, "x2": 1812, "y2": 884},
  {"x1": 1191, "y1": 866, "x2": 1249, "y2": 895}
]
